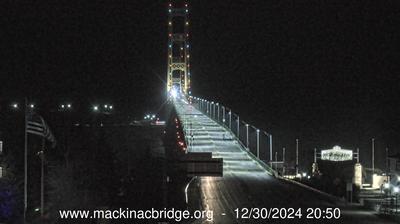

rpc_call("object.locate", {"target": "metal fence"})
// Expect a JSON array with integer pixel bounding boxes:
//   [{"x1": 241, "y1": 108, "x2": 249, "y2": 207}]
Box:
[{"x1": 189, "y1": 96, "x2": 274, "y2": 167}]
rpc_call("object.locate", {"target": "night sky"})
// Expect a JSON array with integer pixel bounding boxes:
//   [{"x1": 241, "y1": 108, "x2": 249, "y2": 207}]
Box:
[{"x1": 2, "y1": 0, "x2": 399, "y2": 168}]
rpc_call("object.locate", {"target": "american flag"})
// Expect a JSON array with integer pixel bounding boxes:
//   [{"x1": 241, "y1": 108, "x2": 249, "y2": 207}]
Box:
[{"x1": 26, "y1": 113, "x2": 57, "y2": 148}]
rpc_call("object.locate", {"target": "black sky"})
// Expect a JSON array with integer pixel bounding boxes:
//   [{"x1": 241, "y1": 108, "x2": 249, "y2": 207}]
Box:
[{"x1": 1, "y1": 0, "x2": 400, "y2": 168}]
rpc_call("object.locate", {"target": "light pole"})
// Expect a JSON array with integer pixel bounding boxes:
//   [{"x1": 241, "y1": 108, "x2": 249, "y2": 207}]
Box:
[
  {"x1": 256, "y1": 129, "x2": 260, "y2": 158},
  {"x1": 245, "y1": 124, "x2": 249, "y2": 149},
  {"x1": 269, "y1": 134, "x2": 273, "y2": 164},
  {"x1": 237, "y1": 116, "x2": 240, "y2": 138},
  {"x1": 222, "y1": 106, "x2": 225, "y2": 125},
  {"x1": 394, "y1": 186, "x2": 399, "y2": 213},
  {"x1": 296, "y1": 139, "x2": 299, "y2": 176},
  {"x1": 216, "y1": 103, "x2": 220, "y2": 122},
  {"x1": 372, "y1": 138, "x2": 375, "y2": 175},
  {"x1": 228, "y1": 111, "x2": 232, "y2": 130},
  {"x1": 282, "y1": 147, "x2": 286, "y2": 176},
  {"x1": 386, "y1": 147, "x2": 389, "y2": 175},
  {"x1": 211, "y1": 102, "x2": 214, "y2": 119}
]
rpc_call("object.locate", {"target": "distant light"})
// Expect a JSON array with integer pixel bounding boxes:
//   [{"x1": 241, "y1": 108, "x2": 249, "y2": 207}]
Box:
[
  {"x1": 93, "y1": 106, "x2": 99, "y2": 111},
  {"x1": 384, "y1": 183, "x2": 390, "y2": 189},
  {"x1": 169, "y1": 44, "x2": 172, "y2": 48},
  {"x1": 398, "y1": 176, "x2": 400, "y2": 181},
  {"x1": 168, "y1": 9, "x2": 172, "y2": 13},
  {"x1": 186, "y1": 44, "x2": 189, "y2": 48},
  {"x1": 12, "y1": 103, "x2": 18, "y2": 109},
  {"x1": 170, "y1": 88, "x2": 178, "y2": 98},
  {"x1": 67, "y1": 104, "x2": 71, "y2": 108},
  {"x1": 185, "y1": 9, "x2": 188, "y2": 13},
  {"x1": 34, "y1": 208, "x2": 40, "y2": 212},
  {"x1": 104, "y1": 104, "x2": 108, "y2": 109},
  {"x1": 30, "y1": 104, "x2": 35, "y2": 108},
  {"x1": 302, "y1": 172, "x2": 307, "y2": 177},
  {"x1": 61, "y1": 104, "x2": 65, "y2": 109},
  {"x1": 307, "y1": 175, "x2": 311, "y2": 179},
  {"x1": 109, "y1": 105, "x2": 113, "y2": 109},
  {"x1": 394, "y1": 186, "x2": 400, "y2": 193}
]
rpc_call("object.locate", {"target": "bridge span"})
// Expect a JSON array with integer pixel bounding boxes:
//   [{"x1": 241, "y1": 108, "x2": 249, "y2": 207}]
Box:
[{"x1": 172, "y1": 96, "x2": 396, "y2": 224}]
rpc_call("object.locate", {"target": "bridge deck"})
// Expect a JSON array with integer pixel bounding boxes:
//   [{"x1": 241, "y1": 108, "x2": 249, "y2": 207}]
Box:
[{"x1": 174, "y1": 98, "x2": 269, "y2": 175}]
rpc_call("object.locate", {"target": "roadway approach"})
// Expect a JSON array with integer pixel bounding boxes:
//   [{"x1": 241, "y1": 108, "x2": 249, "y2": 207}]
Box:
[{"x1": 173, "y1": 97, "x2": 397, "y2": 224}]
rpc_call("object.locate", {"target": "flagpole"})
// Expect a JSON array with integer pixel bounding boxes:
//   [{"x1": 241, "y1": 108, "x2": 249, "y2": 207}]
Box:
[
  {"x1": 24, "y1": 98, "x2": 28, "y2": 224},
  {"x1": 40, "y1": 136, "x2": 45, "y2": 219}
]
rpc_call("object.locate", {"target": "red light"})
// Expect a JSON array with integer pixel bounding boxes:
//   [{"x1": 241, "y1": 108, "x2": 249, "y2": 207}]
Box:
[{"x1": 185, "y1": 4, "x2": 188, "y2": 7}]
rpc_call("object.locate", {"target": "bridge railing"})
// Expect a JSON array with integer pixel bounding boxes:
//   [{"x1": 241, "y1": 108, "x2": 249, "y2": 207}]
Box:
[{"x1": 189, "y1": 96, "x2": 275, "y2": 173}]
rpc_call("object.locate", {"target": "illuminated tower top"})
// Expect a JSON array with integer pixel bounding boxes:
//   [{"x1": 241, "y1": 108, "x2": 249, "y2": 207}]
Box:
[{"x1": 167, "y1": 1, "x2": 191, "y2": 96}]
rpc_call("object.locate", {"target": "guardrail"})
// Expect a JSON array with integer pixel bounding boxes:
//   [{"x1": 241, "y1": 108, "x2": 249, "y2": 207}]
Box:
[{"x1": 188, "y1": 96, "x2": 276, "y2": 175}]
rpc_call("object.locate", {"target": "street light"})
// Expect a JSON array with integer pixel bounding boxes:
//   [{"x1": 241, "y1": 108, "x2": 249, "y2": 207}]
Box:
[
  {"x1": 29, "y1": 104, "x2": 35, "y2": 109},
  {"x1": 394, "y1": 187, "x2": 399, "y2": 213},
  {"x1": 93, "y1": 106, "x2": 99, "y2": 111},
  {"x1": 11, "y1": 103, "x2": 18, "y2": 109},
  {"x1": 384, "y1": 183, "x2": 390, "y2": 189},
  {"x1": 67, "y1": 104, "x2": 71, "y2": 108}
]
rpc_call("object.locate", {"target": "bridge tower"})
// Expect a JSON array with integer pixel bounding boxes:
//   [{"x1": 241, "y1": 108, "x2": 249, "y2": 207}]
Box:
[{"x1": 167, "y1": 1, "x2": 191, "y2": 96}]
